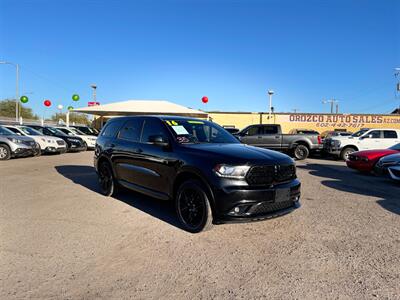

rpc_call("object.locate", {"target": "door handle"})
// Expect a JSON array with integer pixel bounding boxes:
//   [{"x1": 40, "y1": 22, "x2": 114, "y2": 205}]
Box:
[
  {"x1": 275, "y1": 136, "x2": 280, "y2": 138},
  {"x1": 258, "y1": 136, "x2": 262, "y2": 139}
]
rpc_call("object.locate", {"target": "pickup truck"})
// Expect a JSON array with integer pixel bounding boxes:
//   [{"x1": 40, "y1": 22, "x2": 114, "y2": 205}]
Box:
[
  {"x1": 235, "y1": 124, "x2": 322, "y2": 160},
  {"x1": 324, "y1": 128, "x2": 400, "y2": 160}
]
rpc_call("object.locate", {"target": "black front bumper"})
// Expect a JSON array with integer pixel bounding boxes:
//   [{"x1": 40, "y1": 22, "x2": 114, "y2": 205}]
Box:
[
  {"x1": 212, "y1": 179, "x2": 301, "y2": 223},
  {"x1": 13, "y1": 147, "x2": 35, "y2": 157}
]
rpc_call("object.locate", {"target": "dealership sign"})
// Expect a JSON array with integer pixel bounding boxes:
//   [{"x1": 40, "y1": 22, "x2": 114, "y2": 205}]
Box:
[
  {"x1": 88, "y1": 102, "x2": 100, "y2": 106},
  {"x1": 287, "y1": 114, "x2": 400, "y2": 129}
]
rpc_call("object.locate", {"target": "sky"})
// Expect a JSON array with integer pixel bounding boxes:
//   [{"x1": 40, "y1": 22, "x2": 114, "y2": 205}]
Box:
[{"x1": 0, "y1": 0, "x2": 399, "y2": 118}]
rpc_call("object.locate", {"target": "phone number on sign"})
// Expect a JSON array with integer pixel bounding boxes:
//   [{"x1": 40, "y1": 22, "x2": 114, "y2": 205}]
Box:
[{"x1": 315, "y1": 123, "x2": 366, "y2": 128}]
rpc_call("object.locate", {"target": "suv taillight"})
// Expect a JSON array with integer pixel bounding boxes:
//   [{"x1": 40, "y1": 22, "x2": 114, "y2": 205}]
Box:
[{"x1": 317, "y1": 135, "x2": 322, "y2": 144}]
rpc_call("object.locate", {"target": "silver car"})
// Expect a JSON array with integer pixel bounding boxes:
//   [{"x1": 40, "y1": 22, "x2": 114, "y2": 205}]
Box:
[{"x1": 0, "y1": 126, "x2": 39, "y2": 160}]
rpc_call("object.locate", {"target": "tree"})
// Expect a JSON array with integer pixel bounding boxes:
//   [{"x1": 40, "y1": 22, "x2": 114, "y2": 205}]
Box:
[
  {"x1": 0, "y1": 99, "x2": 39, "y2": 120},
  {"x1": 51, "y1": 112, "x2": 91, "y2": 125}
]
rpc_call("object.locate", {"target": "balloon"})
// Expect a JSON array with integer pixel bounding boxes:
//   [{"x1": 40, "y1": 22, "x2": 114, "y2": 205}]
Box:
[
  {"x1": 57, "y1": 104, "x2": 63, "y2": 110},
  {"x1": 67, "y1": 106, "x2": 74, "y2": 111},
  {"x1": 72, "y1": 94, "x2": 80, "y2": 101},
  {"x1": 44, "y1": 100, "x2": 51, "y2": 107},
  {"x1": 20, "y1": 96, "x2": 29, "y2": 103},
  {"x1": 202, "y1": 96, "x2": 208, "y2": 104}
]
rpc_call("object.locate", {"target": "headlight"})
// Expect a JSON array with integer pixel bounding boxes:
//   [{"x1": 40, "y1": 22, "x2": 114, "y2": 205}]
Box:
[
  {"x1": 48, "y1": 139, "x2": 54, "y2": 143},
  {"x1": 214, "y1": 164, "x2": 250, "y2": 179},
  {"x1": 67, "y1": 138, "x2": 81, "y2": 143},
  {"x1": 41, "y1": 138, "x2": 46, "y2": 142},
  {"x1": 7, "y1": 137, "x2": 23, "y2": 144}
]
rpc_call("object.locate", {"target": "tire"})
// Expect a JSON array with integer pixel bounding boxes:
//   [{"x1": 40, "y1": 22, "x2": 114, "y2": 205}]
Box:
[
  {"x1": 293, "y1": 144, "x2": 309, "y2": 160},
  {"x1": 175, "y1": 179, "x2": 213, "y2": 233},
  {"x1": 0, "y1": 144, "x2": 11, "y2": 160},
  {"x1": 98, "y1": 161, "x2": 118, "y2": 196},
  {"x1": 33, "y1": 144, "x2": 41, "y2": 157},
  {"x1": 341, "y1": 147, "x2": 356, "y2": 161}
]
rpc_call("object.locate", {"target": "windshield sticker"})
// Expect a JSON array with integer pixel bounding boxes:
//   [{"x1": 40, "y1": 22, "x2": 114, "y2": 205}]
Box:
[
  {"x1": 187, "y1": 120, "x2": 204, "y2": 124},
  {"x1": 171, "y1": 125, "x2": 189, "y2": 135},
  {"x1": 177, "y1": 136, "x2": 190, "y2": 143}
]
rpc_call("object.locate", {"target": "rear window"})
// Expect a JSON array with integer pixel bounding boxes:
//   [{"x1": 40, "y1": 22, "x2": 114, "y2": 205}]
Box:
[{"x1": 101, "y1": 121, "x2": 123, "y2": 137}]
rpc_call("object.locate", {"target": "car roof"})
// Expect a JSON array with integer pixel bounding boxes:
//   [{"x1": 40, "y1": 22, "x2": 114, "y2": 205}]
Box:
[{"x1": 108, "y1": 115, "x2": 206, "y2": 122}]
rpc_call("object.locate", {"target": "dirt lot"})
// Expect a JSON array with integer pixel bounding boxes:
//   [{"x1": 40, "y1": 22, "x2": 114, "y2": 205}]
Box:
[{"x1": 0, "y1": 151, "x2": 399, "y2": 299}]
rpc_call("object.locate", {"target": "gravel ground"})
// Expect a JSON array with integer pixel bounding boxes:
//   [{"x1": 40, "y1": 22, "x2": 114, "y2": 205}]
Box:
[{"x1": 0, "y1": 151, "x2": 399, "y2": 299}]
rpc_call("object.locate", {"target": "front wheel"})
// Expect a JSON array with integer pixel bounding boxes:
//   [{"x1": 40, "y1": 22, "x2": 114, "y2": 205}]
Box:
[
  {"x1": 0, "y1": 144, "x2": 11, "y2": 160},
  {"x1": 33, "y1": 144, "x2": 41, "y2": 157},
  {"x1": 294, "y1": 144, "x2": 309, "y2": 160},
  {"x1": 175, "y1": 180, "x2": 213, "y2": 233},
  {"x1": 341, "y1": 147, "x2": 355, "y2": 161}
]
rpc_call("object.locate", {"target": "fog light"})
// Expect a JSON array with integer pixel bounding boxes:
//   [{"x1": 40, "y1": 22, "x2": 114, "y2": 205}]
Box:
[
  {"x1": 234, "y1": 207, "x2": 240, "y2": 213},
  {"x1": 295, "y1": 196, "x2": 300, "y2": 202}
]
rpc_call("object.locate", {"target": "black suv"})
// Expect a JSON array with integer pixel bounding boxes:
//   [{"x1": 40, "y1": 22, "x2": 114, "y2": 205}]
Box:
[
  {"x1": 28, "y1": 125, "x2": 87, "y2": 152},
  {"x1": 95, "y1": 116, "x2": 301, "y2": 232}
]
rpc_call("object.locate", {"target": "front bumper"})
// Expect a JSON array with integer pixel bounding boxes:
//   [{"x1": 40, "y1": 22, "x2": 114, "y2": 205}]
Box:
[
  {"x1": 44, "y1": 146, "x2": 67, "y2": 153},
  {"x1": 67, "y1": 142, "x2": 87, "y2": 152},
  {"x1": 12, "y1": 147, "x2": 35, "y2": 157},
  {"x1": 212, "y1": 179, "x2": 301, "y2": 223}
]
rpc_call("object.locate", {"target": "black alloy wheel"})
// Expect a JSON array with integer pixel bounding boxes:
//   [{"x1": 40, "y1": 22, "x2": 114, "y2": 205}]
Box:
[
  {"x1": 0, "y1": 144, "x2": 11, "y2": 160},
  {"x1": 98, "y1": 162, "x2": 117, "y2": 196},
  {"x1": 294, "y1": 144, "x2": 309, "y2": 160},
  {"x1": 176, "y1": 180, "x2": 213, "y2": 233}
]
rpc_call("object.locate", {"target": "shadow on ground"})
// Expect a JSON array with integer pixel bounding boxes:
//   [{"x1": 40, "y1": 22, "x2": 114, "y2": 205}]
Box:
[
  {"x1": 55, "y1": 165, "x2": 184, "y2": 230},
  {"x1": 298, "y1": 163, "x2": 400, "y2": 216}
]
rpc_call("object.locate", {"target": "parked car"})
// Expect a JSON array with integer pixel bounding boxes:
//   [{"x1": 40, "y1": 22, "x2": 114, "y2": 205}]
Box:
[
  {"x1": 70, "y1": 125, "x2": 99, "y2": 136},
  {"x1": 95, "y1": 116, "x2": 301, "y2": 232},
  {"x1": 346, "y1": 143, "x2": 400, "y2": 173},
  {"x1": 388, "y1": 164, "x2": 400, "y2": 181},
  {"x1": 324, "y1": 128, "x2": 400, "y2": 160},
  {"x1": 0, "y1": 126, "x2": 39, "y2": 160},
  {"x1": 4, "y1": 125, "x2": 67, "y2": 154},
  {"x1": 55, "y1": 126, "x2": 97, "y2": 149},
  {"x1": 28, "y1": 125, "x2": 87, "y2": 152},
  {"x1": 235, "y1": 124, "x2": 322, "y2": 160},
  {"x1": 374, "y1": 153, "x2": 400, "y2": 176}
]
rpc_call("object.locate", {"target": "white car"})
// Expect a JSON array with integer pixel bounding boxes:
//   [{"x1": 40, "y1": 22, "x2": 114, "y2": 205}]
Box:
[
  {"x1": 325, "y1": 128, "x2": 400, "y2": 160},
  {"x1": 4, "y1": 125, "x2": 67, "y2": 154},
  {"x1": 55, "y1": 126, "x2": 97, "y2": 149}
]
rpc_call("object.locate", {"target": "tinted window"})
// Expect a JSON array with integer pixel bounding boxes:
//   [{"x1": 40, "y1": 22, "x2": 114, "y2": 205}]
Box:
[
  {"x1": 118, "y1": 119, "x2": 143, "y2": 141},
  {"x1": 102, "y1": 121, "x2": 123, "y2": 137},
  {"x1": 141, "y1": 119, "x2": 168, "y2": 143},
  {"x1": 384, "y1": 131, "x2": 397, "y2": 139},
  {"x1": 6, "y1": 127, "x2": 21, "y2": 134},
  {"x1": 263, "y1": 126, "x2": 278, "y2": 134},
  {"x1": 367, "y1": 130, "x2": 381, "y2": 138},
  {"x1": 246, "y1": 126, "x2": 262, "y2": 136}
]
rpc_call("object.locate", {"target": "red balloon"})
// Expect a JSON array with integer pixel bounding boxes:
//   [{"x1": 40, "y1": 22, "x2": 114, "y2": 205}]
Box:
[
  {"x1": 44, "y1": 100, "x2": 52, "y2": 107},
  {"x1": 202, "y1": 96, "x2": 208, "y2": 104}
]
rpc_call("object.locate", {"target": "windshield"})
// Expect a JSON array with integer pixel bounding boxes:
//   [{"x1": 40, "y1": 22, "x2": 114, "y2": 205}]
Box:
[
  {"x1": 389, "y1": 143, "x2": 400, "y2": 151},
  {"x1": 0, "y1": 126, "x2": 15, "y2": 135},
  {"x1": 69, "y1": 128, "x2": 85, "y2": 135},
  {"x1": 164, "y1": 119, "x2": 239, "y2": 144},
  {"x1": 47, "y1": 127, "x2": 67, "y2": 136},
  {"x1": 352, "y1": 129, "x2": 369, "y2": 137},
  {"x1": 19, "y1": 126, "x2": 43, "y2": 136}
]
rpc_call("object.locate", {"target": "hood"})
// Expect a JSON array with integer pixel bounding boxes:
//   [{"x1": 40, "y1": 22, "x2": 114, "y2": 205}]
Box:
[
  {"x1": 379, "y1": 153, "x2": 400, "y2": 163},
  {"x1": 183, "y1": 143, "x2": 294, "y2": 165},
  {"x1": 5, "y1": 134, "x2": 35, "y2": 142},
  {"x1": 353, "y1": 149, "x2": 399, "y2": 159}
]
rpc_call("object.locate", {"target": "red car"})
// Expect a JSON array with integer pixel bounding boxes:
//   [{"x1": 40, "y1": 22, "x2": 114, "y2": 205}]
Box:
[{"x1": 346, "y1": 143, "x2": 400, "y2": 173}]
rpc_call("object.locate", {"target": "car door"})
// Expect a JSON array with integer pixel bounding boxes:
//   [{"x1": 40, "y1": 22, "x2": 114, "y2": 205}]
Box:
[
  {"x1": 361, "y1": 130, "x2": 382, "y2": 150},
  {"x1": 133, "y1": 117, "x2": 176, "y2": 197},
  {"x1": 382, "y1": 130, "x2": 400, "y2": 149},
  {"x1": 260, "y1": 125, "x2": 281, "y2": 149},
  {"x1": 239, "y1": 125, "x2": 263, "y2": 146},
  {"x1": 112, "y1": 118, "x2": 145, "y2": 186}
]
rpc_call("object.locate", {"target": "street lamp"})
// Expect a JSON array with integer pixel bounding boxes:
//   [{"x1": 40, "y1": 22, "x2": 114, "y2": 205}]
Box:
[
  {"x1": 268, "y1": 90, "x2": 274, "y2": 118},
  {"x1": 90, "y1": 84, "x2": 97, "y2": 102},
  {"x1": 0, "y1": 61, "x2": 19, "y2": 122}
]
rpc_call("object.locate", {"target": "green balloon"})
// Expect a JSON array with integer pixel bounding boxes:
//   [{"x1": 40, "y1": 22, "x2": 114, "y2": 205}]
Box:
[
  {"x1": 67, "y1": 106, "x2": 74, "y2": 111},
  {"x1": 72, "y1": 94, "x2": 80, "y2": 101},
  {"x1": 20, "y1": 96, "x2": 29, "y2": 103}
]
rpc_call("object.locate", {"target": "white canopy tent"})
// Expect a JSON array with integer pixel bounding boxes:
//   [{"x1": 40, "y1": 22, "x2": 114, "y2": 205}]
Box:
[{"x1": 69, "y1": 100, "x2": 208, "y2": 127}]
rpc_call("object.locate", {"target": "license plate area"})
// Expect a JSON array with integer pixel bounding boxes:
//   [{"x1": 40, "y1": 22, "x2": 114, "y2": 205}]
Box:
[{"x1": 275, "y1": 188, "x2": 291, "y2": 202}]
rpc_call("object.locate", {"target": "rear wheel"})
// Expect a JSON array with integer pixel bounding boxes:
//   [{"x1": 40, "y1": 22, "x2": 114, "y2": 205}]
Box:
[
  {"x1": 0, "y1": 144, "x2": 11, "y2": 160},
  {"x1": 341, "y1": 147, "x2": 356, "y2": 161},
  {"x1": 294, "y1": 144, "x2": 309, "y2": 160},
  {"x1": 176, "y1": 180, "x2": 213, "y2": 233},
  {"x1": 98, "y1": 161, "x2": 118, "y2": 196}
]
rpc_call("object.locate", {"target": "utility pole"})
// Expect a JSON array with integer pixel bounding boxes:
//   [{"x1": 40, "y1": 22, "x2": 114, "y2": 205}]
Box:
[
  {"x1": 322, "y1": 99, "x2": 339, "y2": 114},
  {"x1": 0, "y1": 61, "x2": 19, "y2": 121},
  {"x1": 268, "y1": 90, "x2": 274, "y2": 119},
  {"x1": 91, "y1": 84, "x2": 97, "y2": 102}
]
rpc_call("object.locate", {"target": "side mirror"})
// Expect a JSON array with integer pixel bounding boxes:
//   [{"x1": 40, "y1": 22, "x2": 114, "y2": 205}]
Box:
[{"x1": 148, "y1": 135, "x2": 169, "y2": 147}]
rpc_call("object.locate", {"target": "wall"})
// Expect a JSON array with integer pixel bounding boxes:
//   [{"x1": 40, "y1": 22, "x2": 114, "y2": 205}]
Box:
[{"x1": 208, "y1": 112, "x2": 400, "y2": 134}]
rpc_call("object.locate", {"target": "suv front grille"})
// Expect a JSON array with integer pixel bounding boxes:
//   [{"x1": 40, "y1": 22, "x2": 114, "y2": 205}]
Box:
[
  {"x1": 246, "y1": 164, "x2": 296, "y2": 185},
  {"x1": 248, "y1": 200, "x2": 295, "y2": 215},
  {"x1": 22, "y1": 141, "x2": 36, "y2": 147},
  {"x1": 57, "y1": 140, "x2": 65, "y2": 145}
]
